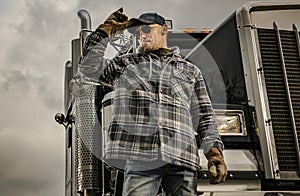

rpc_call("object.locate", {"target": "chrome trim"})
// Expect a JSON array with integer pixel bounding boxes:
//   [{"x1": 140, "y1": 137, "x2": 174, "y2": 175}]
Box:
[
  {"x1": 252, "y1": 26, "x2": 280, "y2": 179},
  {"x1": 292, "y1": 24, "x2": 300, "y2": 173},
  {"x1": 237, "y1": 9, "x2": 279, "y2": 178}
]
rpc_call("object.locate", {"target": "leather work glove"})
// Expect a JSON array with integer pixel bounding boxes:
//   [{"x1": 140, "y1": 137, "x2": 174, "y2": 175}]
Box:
[
  {"x1": 205, "y1": 147, "x2": 227, "y2": 184},
  {"x1": 97, "y1": 7, "x2": 129, "y2": 37}
]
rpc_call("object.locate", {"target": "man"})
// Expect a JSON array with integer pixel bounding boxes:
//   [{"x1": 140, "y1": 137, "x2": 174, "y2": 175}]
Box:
[{"x1": 73, "y1": 8, "x2": 227, "y2": 196}]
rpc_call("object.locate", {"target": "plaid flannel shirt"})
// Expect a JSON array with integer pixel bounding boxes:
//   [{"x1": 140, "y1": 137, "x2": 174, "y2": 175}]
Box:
[{"x1": 77, "y1": 30, "x2": 224, "y2": 171}]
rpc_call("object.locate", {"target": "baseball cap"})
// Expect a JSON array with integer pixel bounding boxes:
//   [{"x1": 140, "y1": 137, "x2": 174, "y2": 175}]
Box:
[{"x1": 127, "y1": 12, "x2": 166, "y2": 33}]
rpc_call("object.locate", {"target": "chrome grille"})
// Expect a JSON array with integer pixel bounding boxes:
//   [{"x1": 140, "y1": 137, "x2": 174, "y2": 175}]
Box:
[
  {"x1": 281, "y1": 31, "x2": 300, "y2": 153},
  {"x1": 257, "y1": 28, "x2": 300, "y2": 171}
]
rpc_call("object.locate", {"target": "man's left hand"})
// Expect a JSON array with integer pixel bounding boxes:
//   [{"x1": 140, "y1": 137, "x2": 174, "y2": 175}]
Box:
[{"x1": 205, "y1": 147, "x2": 227, "y2": 184}]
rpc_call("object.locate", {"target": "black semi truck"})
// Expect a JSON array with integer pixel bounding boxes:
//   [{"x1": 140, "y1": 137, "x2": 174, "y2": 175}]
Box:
[{"x1": 56, "y1": 1, "x2": 300, "y2": 195}]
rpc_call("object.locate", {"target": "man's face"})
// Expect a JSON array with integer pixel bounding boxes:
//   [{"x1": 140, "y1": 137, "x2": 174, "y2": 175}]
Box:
[{"x1": 136, "y1": 24, "x2": 165, "y2": 52}]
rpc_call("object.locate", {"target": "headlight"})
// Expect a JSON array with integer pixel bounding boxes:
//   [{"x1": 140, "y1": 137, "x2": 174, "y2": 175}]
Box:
[{"x1": 215, "y1": 110, "x2": 247, "y2": 136}]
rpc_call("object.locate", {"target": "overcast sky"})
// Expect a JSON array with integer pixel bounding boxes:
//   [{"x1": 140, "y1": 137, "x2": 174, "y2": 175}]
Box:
[{"x1": 1, "y1": 0, "x2": 294, "y2": 195}]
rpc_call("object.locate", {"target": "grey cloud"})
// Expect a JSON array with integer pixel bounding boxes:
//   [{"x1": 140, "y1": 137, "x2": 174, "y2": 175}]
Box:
[
  {"x1": 0, "y1": 129, "x2": 64, "y2": 196},
  {"x1": 0, "y1": 69, "x2": 62, "y2": 110},
  {"x1": 6, "y1": 0, "x2": 78, "y2": 75},
  {"x1": 15, "y1": 0, "x2": 76, "y2": 38},
  {"x1": 1, "y1": 70, "x2": 33, "y2": 93},
  {"x1": 0, "y1": 1, "x2": 254, "y2": 196},
  {"x1": 2, "y1": 0, "x2": 72, "y2": 112},
  {"x1": 38, "y1": 83, "x2": 63, "y2": 110},
  {"x1": 0, "y1": 1, "x2": 74, "y2": 195}
]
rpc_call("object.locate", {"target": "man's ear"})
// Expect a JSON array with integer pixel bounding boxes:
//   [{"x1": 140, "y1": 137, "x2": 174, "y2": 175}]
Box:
[{"x1": 161, "y1": 25, "x2": 168, "y2": 36}]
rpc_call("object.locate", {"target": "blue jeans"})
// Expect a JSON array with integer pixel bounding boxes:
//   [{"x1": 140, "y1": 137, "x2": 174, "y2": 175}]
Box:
[{"x1": 122, "y1": 160, "x2": 197, "y2": 196}]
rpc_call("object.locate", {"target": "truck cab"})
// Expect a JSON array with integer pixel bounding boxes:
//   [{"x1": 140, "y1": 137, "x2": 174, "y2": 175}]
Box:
[{"x1": 56, "y1": 1, "x2": 300, "y2": 195}]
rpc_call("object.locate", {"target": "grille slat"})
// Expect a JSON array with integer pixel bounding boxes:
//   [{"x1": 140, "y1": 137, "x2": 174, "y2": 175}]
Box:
[{"x1": 257, "y1": 28, "x2": 300, "y2": 172}]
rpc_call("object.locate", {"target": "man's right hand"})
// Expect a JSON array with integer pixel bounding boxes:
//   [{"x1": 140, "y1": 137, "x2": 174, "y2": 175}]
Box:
[{"x1": 97, "y1": 7, "x2": 129, "y2": 36}]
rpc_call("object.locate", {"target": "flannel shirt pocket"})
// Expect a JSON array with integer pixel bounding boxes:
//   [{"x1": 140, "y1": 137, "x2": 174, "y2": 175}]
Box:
[{"x1": 129, "y1": 89, "x2": 157, "y2": 124}]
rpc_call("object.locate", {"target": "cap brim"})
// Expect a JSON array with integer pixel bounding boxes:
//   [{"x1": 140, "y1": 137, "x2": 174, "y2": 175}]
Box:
[{"x1": 126, "y1": 18, "x2": 155, "y2": 34}]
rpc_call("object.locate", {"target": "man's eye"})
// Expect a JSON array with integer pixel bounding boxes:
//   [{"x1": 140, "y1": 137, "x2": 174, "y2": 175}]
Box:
[{"x1": 140, "y1": 25, "x2": 151, "y2": 34}]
